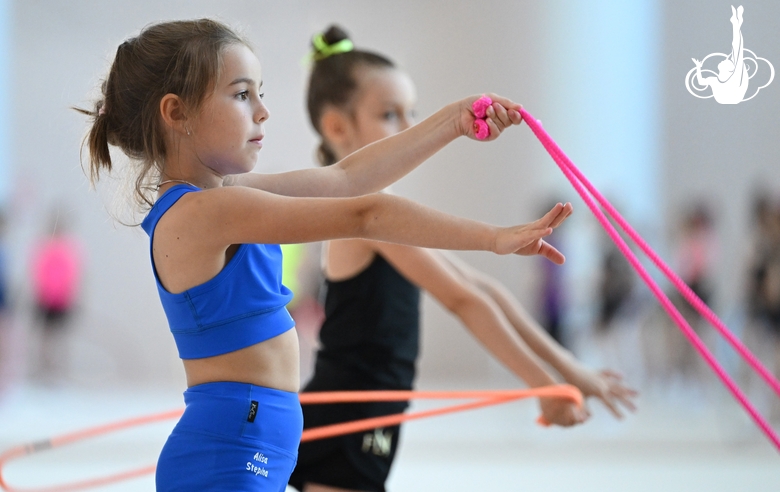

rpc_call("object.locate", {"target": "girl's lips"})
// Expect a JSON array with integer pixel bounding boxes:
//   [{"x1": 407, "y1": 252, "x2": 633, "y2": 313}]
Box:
[{"x1": 250, "y1": 138, "x2": 263, "y2": 148}]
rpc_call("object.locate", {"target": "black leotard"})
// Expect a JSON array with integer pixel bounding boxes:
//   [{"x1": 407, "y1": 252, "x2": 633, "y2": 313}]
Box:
[{"x1": 290, "y1": 254, "x2": 420, "y2": 492}]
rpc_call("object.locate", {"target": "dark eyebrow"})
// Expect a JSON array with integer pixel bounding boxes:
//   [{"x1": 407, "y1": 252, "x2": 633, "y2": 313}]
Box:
[{"x1": 229, "y1": 77, "x2": 263, "y2": 88}]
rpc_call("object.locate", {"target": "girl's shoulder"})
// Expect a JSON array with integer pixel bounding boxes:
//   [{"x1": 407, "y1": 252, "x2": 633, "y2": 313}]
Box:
[
  {"x1": 147, "y1": 185, "x2": 233, "y2": 236},
  {"x1": 155, "y1": 185, "x2": 253, "y2": 214},
  {"x1": 150, "y1": 185, "x2": 281, "y2": 248}
]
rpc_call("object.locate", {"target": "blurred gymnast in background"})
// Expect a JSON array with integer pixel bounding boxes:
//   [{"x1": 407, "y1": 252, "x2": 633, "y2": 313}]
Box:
[
  {"x1": 30, "y1": 206, "x2": 82, "y2": 382},
  {"x1": 289, "y1": 25, "x2": 637, "y2": 492}
]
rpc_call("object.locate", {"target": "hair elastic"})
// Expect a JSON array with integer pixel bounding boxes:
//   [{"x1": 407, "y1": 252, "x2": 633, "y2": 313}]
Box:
[{"x1": 310, "y1": 33, "x2": 354, "y2": 61}]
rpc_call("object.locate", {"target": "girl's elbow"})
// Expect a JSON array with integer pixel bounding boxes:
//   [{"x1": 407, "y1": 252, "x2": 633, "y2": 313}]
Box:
[
  {"x1": 352, "y1": 199, "x2": 378, "y2": 239},
  {"x1": 444, "y1": 288, "x2": 481, "y2": 316},
  {"x1": 350, "y1": 195, "x2": 382, "y2": 239}
]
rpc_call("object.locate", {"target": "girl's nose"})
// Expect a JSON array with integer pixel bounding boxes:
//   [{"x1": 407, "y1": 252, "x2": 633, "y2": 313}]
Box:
[{"x1": 256, "y1": 99, "x2": 270, "y2": 123}]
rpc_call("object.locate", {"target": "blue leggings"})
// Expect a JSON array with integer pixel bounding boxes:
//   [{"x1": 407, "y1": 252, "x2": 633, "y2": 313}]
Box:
[{"x1": 156, "y1": 382, "x2": 303, "y2": 492}]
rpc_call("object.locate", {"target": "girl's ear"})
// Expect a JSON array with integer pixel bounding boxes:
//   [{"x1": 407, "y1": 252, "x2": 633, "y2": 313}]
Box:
[
  {"x1": 159, "y1": 94, "x2": 189, "y2": 136},
  {"x1": 319, "y1": 107, "x2": 353, "y2": 148}
]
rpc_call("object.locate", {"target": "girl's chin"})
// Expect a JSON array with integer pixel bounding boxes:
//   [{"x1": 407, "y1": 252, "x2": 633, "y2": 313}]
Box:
[
  {"x1": 220, "y1": 165, "x2": 255, "y2": 177},
  {"x1": 237, "y1": 158, "x2": 260, "y2": 174}
]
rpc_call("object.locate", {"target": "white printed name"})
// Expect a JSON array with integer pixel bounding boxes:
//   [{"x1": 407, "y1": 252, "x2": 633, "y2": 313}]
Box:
[
  {"x1": 245, "y1": 451, "x2": 269, "y2": 477},
  {"x1": 253, "y1": 452, "x2": 268, "y2": 464}
]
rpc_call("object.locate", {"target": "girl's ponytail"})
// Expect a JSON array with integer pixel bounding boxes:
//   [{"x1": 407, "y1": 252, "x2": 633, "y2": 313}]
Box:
[
  {"x1": 78, "y1": 100, "x2": 113, "y2": 184},
  {"x1": 317, "y1": 142, "x2": 338, "y2": 167}
]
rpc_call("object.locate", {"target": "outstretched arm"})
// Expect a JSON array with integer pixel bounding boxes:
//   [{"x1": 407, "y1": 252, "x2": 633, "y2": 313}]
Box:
[
  {"x1": 439, "y1": 251, "x2": 638, "y2": 419},
  {"x1": 367, "y1": 240, "x2": 587, "y2": 427},
  {"x1": 191, "y1": 185, "x2": 571, "y2": 257},
  {"x1": 227, "y1": 94, "x2": 522, "y2": 198},
  {"x1": 153, "y1": 190, "x2": 573, "y2": 294}
]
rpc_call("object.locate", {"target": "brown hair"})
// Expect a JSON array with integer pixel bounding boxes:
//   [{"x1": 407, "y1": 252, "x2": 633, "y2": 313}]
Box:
[
  {"x1": 76, "y1": 19, "x2": 249, "y2": 209},
  {"x1": 306, "y1": 25, "x2": 394, "y2": 166}
]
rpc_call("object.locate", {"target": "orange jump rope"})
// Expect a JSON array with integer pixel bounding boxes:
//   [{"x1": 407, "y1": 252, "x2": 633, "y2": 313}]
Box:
[{"x1": 0, "y1": 385, "x2": 582, "y2": 492}]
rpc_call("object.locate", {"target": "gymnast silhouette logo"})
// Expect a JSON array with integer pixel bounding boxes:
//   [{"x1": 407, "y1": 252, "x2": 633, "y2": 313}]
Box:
[{"x1": 685, "y1": 5, "x2": 774, "y2": 104}]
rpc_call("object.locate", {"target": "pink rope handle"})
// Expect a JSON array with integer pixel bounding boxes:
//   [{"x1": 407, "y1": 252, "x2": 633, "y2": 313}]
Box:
[
  {"x1": 518, "y1": 108, "x2": 780, "y2": 452},
  {"x1": 472, "y1": 95, "x2": 493, "y2": 140}
]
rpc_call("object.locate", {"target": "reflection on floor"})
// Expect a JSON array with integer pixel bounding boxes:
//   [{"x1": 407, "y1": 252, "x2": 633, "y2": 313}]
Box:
[{"x1": 0, "y1": 379, "x2": 777, "y2": 492}]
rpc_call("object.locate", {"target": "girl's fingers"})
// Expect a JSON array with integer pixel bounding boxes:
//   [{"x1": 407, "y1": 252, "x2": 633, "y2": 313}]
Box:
[
  {"x1": 485, "y1": 93, "x2": 522, "y2": 113},
  {"x1": 516, "y1": 232, "x2": 550, "y2": 252},
  {"x1": 498, "y1": 227, "x2": 544, "y2": 255},
  {"x1": 571, "y1": 404, "x2": 589, "y2": 425},
  {"x1": 621, "y1": 386, "x2": 640, "y2": 397},
  {"x1": 602, "y1": 370, "x2": 639, "y2": 398},
  {"x1": 468, "y1": 94, "x2": 523, "y2": 140},
  {"x1": 484, "y1": 117, "x2": 502, "y2": 140},
  {"x1": 544, "y1": 401, "x2": 588, "y2": 427},
  {"x1": 487, "y1": 103, "x2": 512, "y2": 129},
  {"x1": 601, "y1": 369, "x2": 623, "y2": 380},
  {"x1": 503, "y1": 202, "x2": 570, "y2": 258},
  {"x1": 535, "y1": 202, "x2": 571, "y2": 230},
  {"x1": 612, "y1": 384, "x2": 639, "y2": 410},
  {"x1": 536, "y1": 240, "x2": 565, "y2": 264},
  {"x1": 602, "y1": 397, "x2": 624, "y2": 420},
  {"x1": 538, "y1": 203, "x2": 565, "y2": 227},
  {"x1": 508, "y1": 108, "x2": 523, "y2": 124},
  {"x1": 610, "y1": 388, "x2": 636, "y2": 412},
  {"x1": 614, "y1": 391, "x2": 638, "y2": 412},
  {"x1": 548, "y1": 203, "x2": 573, "y2": 228},
  {"x1": 516, "y1": 238, "x2": 564, "y2": 264},
  {"x1": 601, "y1": 370, "x2": 638, "y2": 414},
  {"x1": 510, "y1": 202, "x2": 571, "y2": 261}
]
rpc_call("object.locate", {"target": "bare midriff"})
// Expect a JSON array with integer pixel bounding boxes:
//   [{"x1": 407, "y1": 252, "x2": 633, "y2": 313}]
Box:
[{"x1": 182, "y1": 328, "x2": 300, "y2": 392}]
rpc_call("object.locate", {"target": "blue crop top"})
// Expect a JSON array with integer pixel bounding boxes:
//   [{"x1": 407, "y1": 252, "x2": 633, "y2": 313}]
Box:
[{"x1": 140, "y1": 184, "x2": 295, "y2": 359}]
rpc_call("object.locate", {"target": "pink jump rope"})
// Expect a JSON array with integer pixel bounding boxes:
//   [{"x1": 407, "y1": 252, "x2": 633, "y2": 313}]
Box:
[{"x1": 472, "y1": 96, "x2": 780, "y2": 451}]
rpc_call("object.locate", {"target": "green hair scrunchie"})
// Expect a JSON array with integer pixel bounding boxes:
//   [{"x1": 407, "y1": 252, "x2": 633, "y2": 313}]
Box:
[{"x1": 311, "y1": 33, "x2": 354, "y2": 61}]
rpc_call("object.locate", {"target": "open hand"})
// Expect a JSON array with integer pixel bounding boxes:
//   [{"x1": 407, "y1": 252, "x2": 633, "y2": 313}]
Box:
[
  {"x1": 494, "y1": 202, "x2": 573, "y2": 263},
  {"x1": 566, "y1": 367, "x2": 638, "y2": 419}
]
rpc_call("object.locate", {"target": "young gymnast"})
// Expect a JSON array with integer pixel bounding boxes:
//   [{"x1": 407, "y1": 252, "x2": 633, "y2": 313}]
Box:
[
  {"x1": 289, "y1": 26, "x2": 638, "y2": 492},
  {"x1": 79, "y1": 19, "x2": 575, "y2": 492}
]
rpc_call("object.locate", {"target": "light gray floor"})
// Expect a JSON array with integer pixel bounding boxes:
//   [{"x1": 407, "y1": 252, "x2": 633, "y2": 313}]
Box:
[{"x1": 0, "y1": 380, "x2": 778, "y2": 492}]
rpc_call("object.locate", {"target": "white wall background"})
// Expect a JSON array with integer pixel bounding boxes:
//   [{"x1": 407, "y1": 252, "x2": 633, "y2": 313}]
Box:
[
  {"x1": 3, "y1": 0, "x2": 779, "y2": 393},
  {"x1": 661, "y1": 1, "x2": 780, "y2": 313}
]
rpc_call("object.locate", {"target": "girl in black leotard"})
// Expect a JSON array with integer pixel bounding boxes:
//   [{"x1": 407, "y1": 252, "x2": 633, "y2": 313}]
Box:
[{"x1": 290, "y1": 25, "x2": 638, "y2": 492}]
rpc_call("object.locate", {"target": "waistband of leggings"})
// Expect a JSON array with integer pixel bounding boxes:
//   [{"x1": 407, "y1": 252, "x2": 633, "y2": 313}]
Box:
[{"x1": 180, "y1": 381, "x2": 302, "y2": 452}]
